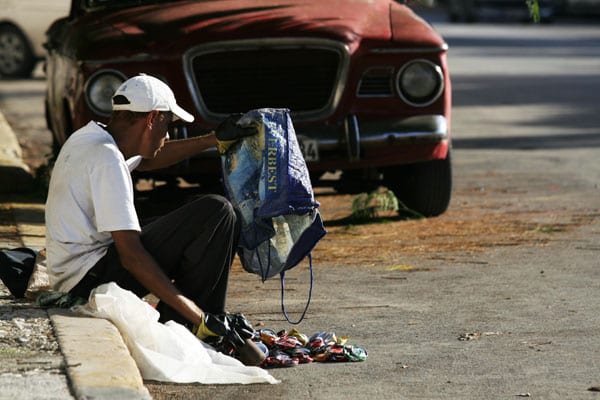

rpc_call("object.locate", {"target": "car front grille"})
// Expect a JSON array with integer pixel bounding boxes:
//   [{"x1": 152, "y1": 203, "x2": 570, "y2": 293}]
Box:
[{"x1": 186, "y1": 39, "x2": 349, "y2": 121}]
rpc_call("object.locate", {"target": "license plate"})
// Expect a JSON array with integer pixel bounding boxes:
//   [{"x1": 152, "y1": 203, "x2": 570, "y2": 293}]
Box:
[{"x1": 298, "y1": 137, "x2": 319, "y2": 162}]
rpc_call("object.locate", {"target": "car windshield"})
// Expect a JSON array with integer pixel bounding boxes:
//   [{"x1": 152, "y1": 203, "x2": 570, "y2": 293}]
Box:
[{"x1": 85, "y1": 0, "x2": 184, "y2": 10}]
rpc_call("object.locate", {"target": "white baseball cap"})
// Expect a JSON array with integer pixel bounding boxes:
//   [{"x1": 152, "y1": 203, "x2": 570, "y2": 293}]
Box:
[{"x1": 112, "y1": 74, "x2": 194, "y2": 122}]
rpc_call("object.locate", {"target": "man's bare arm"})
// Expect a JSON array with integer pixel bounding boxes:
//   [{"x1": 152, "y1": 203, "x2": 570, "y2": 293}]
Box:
[
  {"x1": 110, "y1": 230, "x2": 204, "y2": 326},
  {"x1": 137, "y1": 133, "x2": 218, "y2": 171}
]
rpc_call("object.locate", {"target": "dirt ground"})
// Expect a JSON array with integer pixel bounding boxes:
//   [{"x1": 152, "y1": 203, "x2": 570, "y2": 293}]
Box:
[{"x1": 309, "y1": 186, "x2": 595, "y2": 269}]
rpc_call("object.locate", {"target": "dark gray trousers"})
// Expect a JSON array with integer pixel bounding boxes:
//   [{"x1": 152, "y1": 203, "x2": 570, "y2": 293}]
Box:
[{"x1": 70, "y1": 194, "x2": 240, "y2": 325}]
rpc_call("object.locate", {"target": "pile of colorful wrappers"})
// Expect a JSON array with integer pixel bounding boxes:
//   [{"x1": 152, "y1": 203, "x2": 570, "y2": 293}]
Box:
[{"x1": 254, "y1": 328, "x2": 368, "y2": 368}]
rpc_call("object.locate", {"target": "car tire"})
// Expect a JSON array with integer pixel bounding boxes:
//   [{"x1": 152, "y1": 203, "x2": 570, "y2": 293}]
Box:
[
  {"x1": 0, "y1": 24, "x2": 36, "y2": 78},
  {"x1": 384, "y1": 152, "x2": 452, "y2": 217}
]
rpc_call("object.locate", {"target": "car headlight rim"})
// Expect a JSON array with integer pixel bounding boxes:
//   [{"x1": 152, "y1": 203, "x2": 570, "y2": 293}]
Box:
[
  {"x1": 84, "y1": 69, "x2": 128, "y2": 117},
  {"x1": 396, "y1": 59, "x2": 444, "y2": 107}
]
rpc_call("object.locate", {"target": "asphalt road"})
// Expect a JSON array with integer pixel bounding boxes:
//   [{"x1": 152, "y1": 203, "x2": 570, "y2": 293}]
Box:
[{"x1": 1, "y1": 13, "x2": 600, "y2": 400}]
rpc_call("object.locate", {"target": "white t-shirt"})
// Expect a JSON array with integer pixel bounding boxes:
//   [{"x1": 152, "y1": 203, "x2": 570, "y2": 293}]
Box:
[{"x1": 45, "y1": 121, "x2": 142, "y2": 292}]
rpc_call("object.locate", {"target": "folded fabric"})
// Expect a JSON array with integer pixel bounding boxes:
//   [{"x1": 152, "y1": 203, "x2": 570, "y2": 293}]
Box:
[{"x1": 74, "y1": 282, "x2": 279, "y2": 385}]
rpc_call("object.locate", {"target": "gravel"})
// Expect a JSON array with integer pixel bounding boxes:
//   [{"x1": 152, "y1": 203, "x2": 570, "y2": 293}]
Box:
[
  {"x1": 0, "y1": 283, "x2": 73, "y2": 400},
  {"x1": 0, "y1": 284, "x2": 62, "y2": 371}
]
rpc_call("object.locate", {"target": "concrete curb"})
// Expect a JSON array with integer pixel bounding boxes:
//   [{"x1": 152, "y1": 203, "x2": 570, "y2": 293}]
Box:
[
  {"x1": 49, "y1": 309, "x2": 152, "y2": 400},
  {"x1": 0, "y1": 110, "x2": 34, "y2": 193}
]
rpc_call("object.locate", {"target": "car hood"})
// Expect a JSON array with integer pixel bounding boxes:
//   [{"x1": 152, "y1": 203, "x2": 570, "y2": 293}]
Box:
[{"x1": 71, "y1": 0, "x2": 443, "y2": 59}]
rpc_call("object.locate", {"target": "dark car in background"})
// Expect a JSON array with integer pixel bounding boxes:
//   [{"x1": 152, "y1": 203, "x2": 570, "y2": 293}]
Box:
[{"x1": 45, "y1": 0, "x2": 452, "y2": 217}]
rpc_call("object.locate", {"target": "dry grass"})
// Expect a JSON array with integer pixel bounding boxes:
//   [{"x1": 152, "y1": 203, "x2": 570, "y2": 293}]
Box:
[{"x1": 311, "y1": 189, "x2": 596, "y2": 268}]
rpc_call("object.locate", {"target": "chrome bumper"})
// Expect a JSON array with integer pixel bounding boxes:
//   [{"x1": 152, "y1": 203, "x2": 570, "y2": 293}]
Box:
[{"x1": 297, "y1": 114, "x2": 448, "y2": 161}]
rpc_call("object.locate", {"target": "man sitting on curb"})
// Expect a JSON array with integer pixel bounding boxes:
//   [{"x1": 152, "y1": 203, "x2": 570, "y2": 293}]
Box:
[{"x1": 45, "y1": 74, "x2": 256, "y2": 347}]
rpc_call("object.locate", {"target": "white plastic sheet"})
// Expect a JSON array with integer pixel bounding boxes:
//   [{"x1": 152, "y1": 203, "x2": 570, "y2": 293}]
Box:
[{"x1": 75, "y1": 282, "x2": 279, "y2": 385}]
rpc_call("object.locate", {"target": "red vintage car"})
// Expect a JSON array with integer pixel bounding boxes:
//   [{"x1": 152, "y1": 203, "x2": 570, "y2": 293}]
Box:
[{"x1": 45, "y1": 0, "x2": 452, "y2": 216}]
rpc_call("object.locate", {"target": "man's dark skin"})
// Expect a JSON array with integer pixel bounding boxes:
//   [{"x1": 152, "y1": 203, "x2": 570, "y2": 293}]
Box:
[{"x1": 106, "y1": 109, "x2": 218, "y2": 328}]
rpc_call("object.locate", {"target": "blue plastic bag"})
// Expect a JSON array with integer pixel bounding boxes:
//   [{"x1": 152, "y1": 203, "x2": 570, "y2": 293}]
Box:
[{"x1": 221, "y1": 108, "x2": 326, "y2": 323}]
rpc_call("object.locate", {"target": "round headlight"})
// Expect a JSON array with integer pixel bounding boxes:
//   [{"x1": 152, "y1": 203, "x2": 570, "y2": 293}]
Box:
[
  {"x1": 85, "y1": 70, "x2": 127, "y2": 116},
  {"x1": 396, "y1": 60, "x2": 444, "y2": 107}
]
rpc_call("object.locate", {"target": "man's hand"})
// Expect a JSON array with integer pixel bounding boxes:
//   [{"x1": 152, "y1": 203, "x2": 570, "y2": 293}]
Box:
[
  {"x1": 195, "y1": 312, "x2": 257, "y2": 347},
  {"x1": 226, "y1": 313, "x2": 255, "y2": 341},
  {"x1": 215, "y1": 114, "x2": 260, "y2": 154},
  {"x1": 195, "y1": 312, "x2": 246, "y2": 347}
]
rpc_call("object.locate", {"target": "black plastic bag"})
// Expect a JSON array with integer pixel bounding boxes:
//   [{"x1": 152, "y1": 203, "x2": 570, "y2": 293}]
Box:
[{"x1": 0, "y1": 247, "x2": 36, "y2": 298}]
